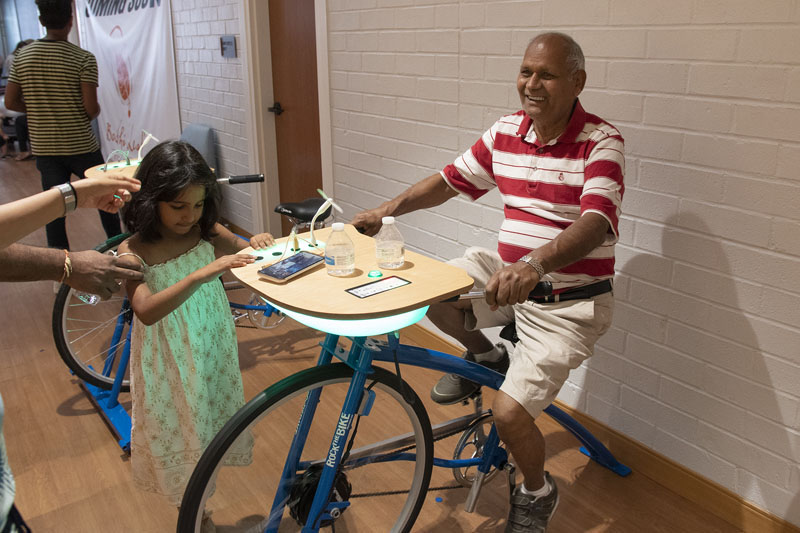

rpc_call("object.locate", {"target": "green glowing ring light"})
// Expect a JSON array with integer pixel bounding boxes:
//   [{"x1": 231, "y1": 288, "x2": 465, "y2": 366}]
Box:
[{"x1": 268, "y1": 301, "x2": 429, "y2": 337}]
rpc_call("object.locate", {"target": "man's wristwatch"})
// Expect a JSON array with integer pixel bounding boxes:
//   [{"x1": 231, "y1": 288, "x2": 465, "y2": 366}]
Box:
[
  {"x1": 52, "y1": 183, "x2": 77, "y2": 215},
  {"x1": 518, "y1": 254, "x2": 545, "y2": 279}
]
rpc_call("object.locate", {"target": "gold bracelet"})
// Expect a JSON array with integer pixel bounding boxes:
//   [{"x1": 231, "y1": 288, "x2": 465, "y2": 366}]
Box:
[{"x1": 60, "y1": 249, "x2": 72, "y2": 284}]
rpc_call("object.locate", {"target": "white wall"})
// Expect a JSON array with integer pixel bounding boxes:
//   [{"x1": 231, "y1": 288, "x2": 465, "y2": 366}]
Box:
[
  {"x1": 325, "y1": 0, "x2": 800, "y2": 525},
  {"x1": 172, "y1": 0, "x2": 255, "y2": 231}
]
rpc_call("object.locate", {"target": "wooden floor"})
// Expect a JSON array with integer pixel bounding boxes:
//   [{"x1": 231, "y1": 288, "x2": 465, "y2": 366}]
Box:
[{"x1": 0, "y1": 156, "x2": 743, "y2": 532}]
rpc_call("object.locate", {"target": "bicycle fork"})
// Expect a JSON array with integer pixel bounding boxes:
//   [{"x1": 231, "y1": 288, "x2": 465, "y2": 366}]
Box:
[{"x1": 267, "y1": 335, "x2": 375, "y2": 533}]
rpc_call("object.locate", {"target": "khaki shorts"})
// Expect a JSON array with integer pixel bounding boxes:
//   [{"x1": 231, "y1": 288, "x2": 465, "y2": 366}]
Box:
[{"x1": 449, "y1": 247, "x2": 614, "y2": 419}]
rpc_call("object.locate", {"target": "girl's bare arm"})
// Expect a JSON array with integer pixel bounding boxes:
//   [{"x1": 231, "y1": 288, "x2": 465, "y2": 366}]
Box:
[{"x1": 120, "y1": 237, "x2": 254, "y2": 325}]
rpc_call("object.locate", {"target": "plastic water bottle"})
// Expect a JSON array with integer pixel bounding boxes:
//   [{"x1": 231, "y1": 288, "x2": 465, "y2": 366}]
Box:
[
  {"x1": 76, "y1": 292, "x2": 100, "y2": 305},
  {"x1": 375, "y1": 216, "x2": 405, "y2": 269},
  {"x1": 324, "y1": 223, "x2": 355, "y2": 276},
  {"x1": 75, "y1": 248, "x2": 120, "y2": 305}
]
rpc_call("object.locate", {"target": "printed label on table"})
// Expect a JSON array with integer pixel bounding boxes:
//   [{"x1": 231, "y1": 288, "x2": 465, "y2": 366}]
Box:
[{"x1": 346, "y1": 276, "x2": 411, "y2": 298}]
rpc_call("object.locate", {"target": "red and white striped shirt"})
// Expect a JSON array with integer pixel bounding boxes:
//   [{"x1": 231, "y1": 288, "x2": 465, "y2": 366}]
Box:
[{"x1": 441, "y1": 100, "x2": 625, "y2": 289}]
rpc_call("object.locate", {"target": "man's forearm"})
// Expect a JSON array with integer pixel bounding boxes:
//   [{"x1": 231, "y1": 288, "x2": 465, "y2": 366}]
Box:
[
  {"x1": 529, "y1": 212, "x2": 610, "y2": 275},
  {"x1": 381, "y1": 173, "x2": 458, "y2": 217},
  {"x1": 0, "y1": 243, "x2": 63, "y2": 282}
]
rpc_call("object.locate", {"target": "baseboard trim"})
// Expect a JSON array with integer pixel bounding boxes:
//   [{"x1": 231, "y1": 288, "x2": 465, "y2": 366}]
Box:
[{"x1": 401, "y1": 323, "x2": 800, "y2": 533}]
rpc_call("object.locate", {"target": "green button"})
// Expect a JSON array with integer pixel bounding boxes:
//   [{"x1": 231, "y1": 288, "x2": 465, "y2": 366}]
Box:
[{"x1": 368, "y1": 270, "x2": 383, "y2": 278}]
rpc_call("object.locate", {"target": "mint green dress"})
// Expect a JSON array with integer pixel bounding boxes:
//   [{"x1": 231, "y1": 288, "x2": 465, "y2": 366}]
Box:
[{"x1": 129, "y1": 240, "x2": 252, "y2": 505}]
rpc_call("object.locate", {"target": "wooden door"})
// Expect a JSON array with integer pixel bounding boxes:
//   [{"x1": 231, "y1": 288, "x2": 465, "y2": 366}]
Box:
[{"x1": 268, "y1": 0, "x2": 323, "y2": 235}]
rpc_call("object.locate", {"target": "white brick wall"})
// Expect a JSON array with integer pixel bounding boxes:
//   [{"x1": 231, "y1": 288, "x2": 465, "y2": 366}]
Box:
[
  {"x1": 326, "y1": 0, "x2": 800, "y2": 525},
  {"x1": 172, "y1": 0, "x2": 253, "y2": 231}
]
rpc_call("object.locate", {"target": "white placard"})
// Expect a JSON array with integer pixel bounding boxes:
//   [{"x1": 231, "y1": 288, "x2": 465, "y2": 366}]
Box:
[{"x1": 346, "y1": 276, "x2": 411, "y2": 299}]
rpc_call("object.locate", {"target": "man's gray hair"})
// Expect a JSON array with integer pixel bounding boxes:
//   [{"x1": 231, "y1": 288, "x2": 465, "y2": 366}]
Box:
[{"x1": 528, "y1": 32, "x2": 585, "y2": 74}]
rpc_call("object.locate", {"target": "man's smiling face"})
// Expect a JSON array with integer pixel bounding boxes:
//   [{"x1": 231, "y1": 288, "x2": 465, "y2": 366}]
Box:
[{"x1": 517, "y1": 35, "x2": 586, "y2": 133}]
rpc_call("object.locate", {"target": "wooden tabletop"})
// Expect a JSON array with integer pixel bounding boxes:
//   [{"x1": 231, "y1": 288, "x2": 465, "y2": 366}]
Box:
[{"x1": 233, "y1": 224, "x2": 474, "y2": 320}]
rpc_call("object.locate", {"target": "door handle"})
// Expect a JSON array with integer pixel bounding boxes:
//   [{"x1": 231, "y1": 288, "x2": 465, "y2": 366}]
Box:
[{"x1": 268, "y1": 102, "x2": 284, "y2": 115}]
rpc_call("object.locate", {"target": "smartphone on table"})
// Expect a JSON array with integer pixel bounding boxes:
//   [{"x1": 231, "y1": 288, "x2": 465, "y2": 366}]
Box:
[{"x1": 257, "y1": 251, "x2": 324, "y2": 283}]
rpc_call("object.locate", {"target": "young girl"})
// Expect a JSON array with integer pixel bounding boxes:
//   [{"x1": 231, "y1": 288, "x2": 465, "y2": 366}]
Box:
[{"x1": 118, "y1": 140, "x2": 274, "y2": 513}]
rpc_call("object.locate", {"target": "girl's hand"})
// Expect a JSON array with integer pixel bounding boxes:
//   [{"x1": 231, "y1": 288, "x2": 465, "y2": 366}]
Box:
[
  {"x1": 195, "y1": 254, "x2": 256, "y2": 284},
  {"x1": 249, "y1": 232, "x2": 275, "y2": 250}
]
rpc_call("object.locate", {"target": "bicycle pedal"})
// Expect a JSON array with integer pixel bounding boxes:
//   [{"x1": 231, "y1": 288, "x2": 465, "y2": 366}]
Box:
[
  {"x1": 461, "y1": 388, "x2": 483, "y2": 406},
  {"x1": 505, "y1": 463, "x2": 517, "y2": 496}
]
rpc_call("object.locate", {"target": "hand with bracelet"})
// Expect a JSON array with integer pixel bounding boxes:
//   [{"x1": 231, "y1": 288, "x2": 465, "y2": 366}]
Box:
[
  {"x1": 484, "y1": 253, "x2": 545, "y2": 311},
  {"x1": 0, "y1": 173, "x2": 144, "y2": 297},
  {"x1": 0, "y1": 174, "x2": 141, "y2": 249}
]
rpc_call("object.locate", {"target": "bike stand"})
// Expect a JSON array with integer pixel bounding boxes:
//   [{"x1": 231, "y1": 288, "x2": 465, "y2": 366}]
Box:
[
  {"x1": 77, "y1": 327, "x2": 134, "y2": 454},
  {"x1": 80, "y1": 379, "x2": 132, "y2": 453},
  {"x1": 542, "y1": 403, "x2": 630, "y2": 476}
]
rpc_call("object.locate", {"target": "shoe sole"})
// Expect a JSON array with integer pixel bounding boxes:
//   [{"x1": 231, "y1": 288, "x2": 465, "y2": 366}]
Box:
[{"x1": 430, "y1": 383, "x2": 481, "y2": 405}]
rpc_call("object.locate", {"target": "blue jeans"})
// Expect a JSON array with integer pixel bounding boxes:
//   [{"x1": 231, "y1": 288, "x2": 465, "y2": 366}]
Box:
[{"x1": 36, "y1": 150, "x2": 122, "y2": 250}]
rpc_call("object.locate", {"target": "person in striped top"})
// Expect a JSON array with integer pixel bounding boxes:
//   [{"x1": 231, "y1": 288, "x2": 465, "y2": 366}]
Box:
[
  {"x1": 352, "y1": 32, "x2": 624, "y2": 532},
  {"x1": 4, "y1": 0, "x2": 122, "y2": 251}
]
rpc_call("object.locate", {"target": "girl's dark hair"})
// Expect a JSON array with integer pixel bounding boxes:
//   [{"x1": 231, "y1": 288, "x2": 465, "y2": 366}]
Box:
[
  {"x1": 36, "y1": 0, "x2": 73, "y2": 30},
  {"x1": 123, "y1": 140, "x2": 220, "y2": 243}
]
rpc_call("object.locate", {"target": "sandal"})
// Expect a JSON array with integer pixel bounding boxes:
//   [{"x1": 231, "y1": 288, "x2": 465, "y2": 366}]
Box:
[{"x1": 14, "y1": 152, "x2": 32, "y2": 161}]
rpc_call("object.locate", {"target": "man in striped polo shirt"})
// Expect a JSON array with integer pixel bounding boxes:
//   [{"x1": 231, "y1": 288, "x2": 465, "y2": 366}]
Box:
[
  {"x1": 353, "y1": 33, "x2": 624, "y2": 532},
  {"x1": 5, "y1": 0, "x2": 122, "y2": 251}
]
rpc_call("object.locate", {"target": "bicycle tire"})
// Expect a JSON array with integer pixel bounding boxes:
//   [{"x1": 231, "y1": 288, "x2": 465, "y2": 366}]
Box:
[
  {"x1": 177, "y1": 363, "x2": 434, "y2": 533},
  {"x1": 52, "y1": 233, "x2": 132, "y2": 391}
]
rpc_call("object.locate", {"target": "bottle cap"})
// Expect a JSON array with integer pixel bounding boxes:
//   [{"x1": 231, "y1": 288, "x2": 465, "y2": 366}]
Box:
[
  {"x1": 381, "y1": 216, "x2": 395, "y2": 224},
  {"x1": 332, "y1": 222, "x2": 344, "y2": 231}
]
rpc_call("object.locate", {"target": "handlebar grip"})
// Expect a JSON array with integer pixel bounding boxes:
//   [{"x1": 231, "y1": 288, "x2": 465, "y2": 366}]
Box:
[
  {"x1": 445, "y1": 281, "x2": 554, "y2": 302},
  {"x1": 219, "y1": 174, "x2": 265, "y2": 184},
  {"x1": 529, "y1": 280, "x2": 552, "y2": 298}
]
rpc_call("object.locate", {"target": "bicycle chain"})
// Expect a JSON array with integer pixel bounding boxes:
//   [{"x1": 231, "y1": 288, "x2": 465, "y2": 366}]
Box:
[
  {"x1": 351, "y1": 484, "x2": 465, "y2": 498},
  {"x1": 343, "y1": 413, "x2": 480, "y2": 499}
]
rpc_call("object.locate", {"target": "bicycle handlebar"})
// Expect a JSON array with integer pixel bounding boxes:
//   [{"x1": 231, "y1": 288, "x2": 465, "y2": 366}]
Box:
[
  {"x1": 217, "y1": 174, "x2": 265, "y2": 184},
  {"x1": 445, "y1": 281, "x2": 553, "y2": 302}
]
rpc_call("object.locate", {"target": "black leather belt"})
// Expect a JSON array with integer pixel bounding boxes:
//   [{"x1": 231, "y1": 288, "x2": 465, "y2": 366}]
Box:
[{"x1": 532, "y1": 279, "x2": 613, "y2": 304}]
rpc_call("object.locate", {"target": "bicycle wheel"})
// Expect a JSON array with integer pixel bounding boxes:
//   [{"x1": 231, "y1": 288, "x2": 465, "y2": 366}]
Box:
[
  {"x1": 178, "y1": 364, "x2": 433, "y2": 533},
  {"x1": 52, "y1": 234, "x2": 132, "y2": 391}
]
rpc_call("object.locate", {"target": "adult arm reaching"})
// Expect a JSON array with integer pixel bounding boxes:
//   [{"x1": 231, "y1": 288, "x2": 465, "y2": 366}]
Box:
[
  {"x1": 0, "y1": 174, "x2": 141, "y2": 249},
  {"x1": 0, "y1": 244, "x2": 143, "y2": 299},
  {"x1": 350, "y1": 173, "x2": 458, "y2": 236}
]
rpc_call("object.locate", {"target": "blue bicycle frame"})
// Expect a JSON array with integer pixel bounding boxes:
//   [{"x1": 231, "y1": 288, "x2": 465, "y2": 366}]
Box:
[{"x1": 264, "y1": 331, "x2": 630, "y2": 532}]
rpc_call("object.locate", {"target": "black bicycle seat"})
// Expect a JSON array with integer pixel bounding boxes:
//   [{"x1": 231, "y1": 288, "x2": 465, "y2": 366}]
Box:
[{"x1": 274, "y1": 198, "x2": 332, "y2": 223}]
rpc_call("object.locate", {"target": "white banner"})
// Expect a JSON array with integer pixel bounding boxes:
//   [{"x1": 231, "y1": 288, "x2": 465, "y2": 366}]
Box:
[{"x1": 76, "y1": 0, "x2": 180, "y2": 159}]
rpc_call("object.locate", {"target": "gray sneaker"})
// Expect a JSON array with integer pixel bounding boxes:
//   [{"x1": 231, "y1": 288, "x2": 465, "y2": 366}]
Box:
[
  {"x1": 430, "y1": 344, "x2": 509, "y2": 404},
  {"x1": 505, "y1": 472, "x2": 559, "y2": 532}
]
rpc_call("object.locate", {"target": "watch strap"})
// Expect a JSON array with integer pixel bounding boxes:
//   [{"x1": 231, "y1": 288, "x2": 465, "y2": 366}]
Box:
[
  {"x1": 518, "y1": 254, "x2": 545, "y2": 279},
  {"x1": 52, "y1": 182, "x2": 77, "y2": 215}
]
